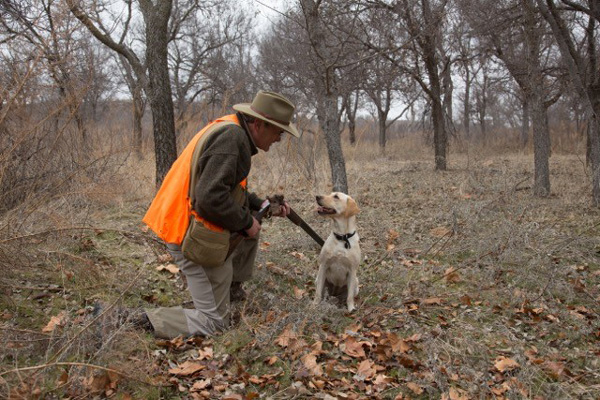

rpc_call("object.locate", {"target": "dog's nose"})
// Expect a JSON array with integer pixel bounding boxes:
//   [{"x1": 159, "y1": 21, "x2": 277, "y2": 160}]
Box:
[{"x1": 315, "y1": 195, "x2": 322, "y2": 201}]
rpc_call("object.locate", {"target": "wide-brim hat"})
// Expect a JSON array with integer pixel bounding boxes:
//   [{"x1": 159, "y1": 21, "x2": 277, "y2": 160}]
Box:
[{"x1": 233, "y1": 90, "x2": 300, "y2": 138}]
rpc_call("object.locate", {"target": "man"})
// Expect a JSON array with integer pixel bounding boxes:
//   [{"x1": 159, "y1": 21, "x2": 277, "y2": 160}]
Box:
[{"x1": 142, "y1": 91, "x2": 299, "y2": 338}]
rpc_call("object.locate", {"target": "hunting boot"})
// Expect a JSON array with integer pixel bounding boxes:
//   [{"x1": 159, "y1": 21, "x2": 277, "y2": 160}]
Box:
[{"x1": 230, "y1": 281, "x2": 247, "y2": 302}]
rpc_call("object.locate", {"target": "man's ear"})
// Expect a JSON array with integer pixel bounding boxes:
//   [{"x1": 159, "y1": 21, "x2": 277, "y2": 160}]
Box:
[{"x1": 344, "y1": 198, "x2": 360, "y2": 217}]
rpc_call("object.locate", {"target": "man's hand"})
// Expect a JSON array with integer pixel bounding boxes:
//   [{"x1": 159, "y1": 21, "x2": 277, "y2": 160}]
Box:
[
  {"x1": 262, "y1": 198, "x2": 290, "y2": 218},
  {"x1": 245, "y1": 216, "x2": 261, "y2": 238},
  {"x1": 271, "y1": 201, "x2": 290, "y2": 217}
]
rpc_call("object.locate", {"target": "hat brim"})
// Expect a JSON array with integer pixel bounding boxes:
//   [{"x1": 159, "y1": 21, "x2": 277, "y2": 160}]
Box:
[{"x1": 233, "y1": 103, "x2": 300, "y2": 138}]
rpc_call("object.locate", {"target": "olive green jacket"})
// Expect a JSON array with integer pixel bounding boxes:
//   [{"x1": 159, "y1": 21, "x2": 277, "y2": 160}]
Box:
[{"x1": 192, "y1": 113, "x2": 264, "y2": 232}]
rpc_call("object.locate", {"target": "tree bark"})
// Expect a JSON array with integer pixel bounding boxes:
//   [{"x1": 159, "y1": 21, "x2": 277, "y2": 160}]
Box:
[
  {"x1": 530, "y1": 90, "x2": 551, "y2": 196},
  {"x1": 344, "y1": 91, "x2": 359, "y2": 145},
  {"x1": 378, "y1": 108, "x2": 387, "y2": 153},
  {"x1": 463, "y1": 67, "x2": 471, "y2": 139},
  {"x1": 318, "y1": 93, "x2": 348, "y2": 192},
  {"x1": 422, "y1": 0, "x2": 447, "y2": 170},
  {"x1": 140, "y1": 0, "x2": 177, "y2": 187},
  {"x1": 521, "y1": 97, "x2": 529, "y2": 147}
]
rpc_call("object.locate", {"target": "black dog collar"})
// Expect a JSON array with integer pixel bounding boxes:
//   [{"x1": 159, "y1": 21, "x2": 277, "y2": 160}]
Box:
[{"x1": 334, "y1": 231, "x2": 356, "y2": 249}]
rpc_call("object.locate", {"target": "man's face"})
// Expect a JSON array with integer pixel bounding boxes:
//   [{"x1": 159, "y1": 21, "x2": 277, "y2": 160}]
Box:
[{"x1": 253, "y1": 120, "x2": 283, "y2": 152}]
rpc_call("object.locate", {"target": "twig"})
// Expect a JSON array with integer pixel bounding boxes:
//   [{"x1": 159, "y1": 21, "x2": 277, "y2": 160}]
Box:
[
  {"x1": 0, "y1": 327, "x2": 51, "y2": 336},
  {"x1": 0, "y1": 362, "x2": 164, "y2": 387},
  {"x1": 0, "y1": 226, "x2": 152, "y2": 245},
  {"x1": 40, "y1": 268, "x2": 146, "y2": 368}
]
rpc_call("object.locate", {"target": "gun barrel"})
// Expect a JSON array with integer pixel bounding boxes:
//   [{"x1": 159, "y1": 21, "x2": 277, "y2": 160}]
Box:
[{"x1": 287, "y1": 208, "x2": 325, "y2": 247}]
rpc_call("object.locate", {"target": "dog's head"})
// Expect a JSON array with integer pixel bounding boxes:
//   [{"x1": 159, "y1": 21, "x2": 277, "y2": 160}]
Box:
[{"x1": 315, "y1": 192, "x2": 360, "y2": 218}]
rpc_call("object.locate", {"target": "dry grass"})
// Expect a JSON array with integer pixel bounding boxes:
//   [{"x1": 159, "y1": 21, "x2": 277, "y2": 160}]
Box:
[{"x1": 1, "y1": 129, "x2": 599, "y2": 399}]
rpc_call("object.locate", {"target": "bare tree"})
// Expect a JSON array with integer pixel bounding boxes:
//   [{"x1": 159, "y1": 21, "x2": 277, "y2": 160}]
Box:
[
  {"x1": 536, "y1": 0, "x2": 600, "y2": 205},
  {"x1": 1, "y1": 0, "x2": 94, "y2": 142},
  {"x1": 258, "y1": 1, "x2": 367, "y2": 192},
  {"x1": 297, "y1": 0, "x2": 359, "y2": 192},
  {"x1": 66, "y1": 0, "x2": 206, "y2": 186},
  {"x1": 462, "y1": 0, "x2": 563, "y2": 196},
  {"x1": 342, "y1": 90, "x2": 361, "y2": 145},
  {"x1": 169, "y1": 2, "x2": 253, "y2": 131},
  {"x1": 362, "y1": 0, "x2": 452, "y2": 170},
  {"x1": 358, "y1": 4, "x2": 416, "y2": 153}
]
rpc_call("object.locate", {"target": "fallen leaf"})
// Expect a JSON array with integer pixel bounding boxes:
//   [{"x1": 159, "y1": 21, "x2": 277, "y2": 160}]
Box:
[
  {"x1": 354, "y1": 359, "x2": 377, "y2": 381},
  {"x1": 168, "y1": 361, "x2": 205, "y2": 376},
  {"x1": 42, "y1": 311, "x2": 68, "y2": 333},
  {"x1": 191, "y1": 379, "x2": 211, "y2": 391},
  {"x1": 494, "y1": 356, "x2": 520, "y2": 372},
  {"x1": 265, "y1": 356, "x2": 278, "y2": 365},
  {"x1": 293, "y1": 286, "x2": 306, "y2": 299},
  {"x1": 301, "y1": 353, "x2": 323, "y2": 376},
  {"x1": 405, "y1": 333, "x2": 422, "y2": 342},
  {"x1": 406, "y1": 382, "x2": 423, "y2": 395},
  {"x1": 341, "y1": 337, "x2": 368, "y2": 358},
  {"x1": 422, "y1": 297, "x2": 443, "y2": 306},
  {"x1": 86, "y1": 371, "x2": 110, "y2": 393},
  {"x1": 430, "y1": 226, "x2": 451, "y2": 237},
  {"x1": 275, "y1": 325, "x2": 297, "y2": 348},
  {"x1": 444, "y1": 267, "x2": 461, "y2": 283},
  {"x1": 373, "y1": 374, "x2": 393, "y2": 386},
  {"x1": 542, "y1": 361, "x2": 570, "y2": 380},
  {"x1": 448, "y1": 386, "x2": 470, "y2": 400},
  {"x1": 197, "y1": 346, "x2": 213, "y2": 360},
  {"x1": 156, "y1": 263, "x2": 179, "y2": 274},
  {"x1": 387, "y1": 229, "x2": 399, "y2": 251}
]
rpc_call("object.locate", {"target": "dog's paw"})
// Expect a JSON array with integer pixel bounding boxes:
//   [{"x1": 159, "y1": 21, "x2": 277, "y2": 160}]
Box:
[{"x1": 347, "y1": 304, "x2": 356, "y2": 312}]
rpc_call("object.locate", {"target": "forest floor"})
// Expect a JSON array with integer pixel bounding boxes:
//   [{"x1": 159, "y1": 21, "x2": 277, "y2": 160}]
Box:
[{"x1": 1, "y1": 144, "x2": 599, "y2": 399}]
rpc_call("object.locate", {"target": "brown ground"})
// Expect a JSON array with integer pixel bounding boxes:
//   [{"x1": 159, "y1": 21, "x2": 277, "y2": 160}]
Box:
[{"x1": 1, "y1": 136, "x2": 598, "y2": 399}]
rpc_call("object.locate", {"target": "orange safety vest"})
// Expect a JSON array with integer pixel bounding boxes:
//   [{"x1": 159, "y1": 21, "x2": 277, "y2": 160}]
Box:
[{"x1": 142, "y1": 114, "x2": 247, "y2": 244}]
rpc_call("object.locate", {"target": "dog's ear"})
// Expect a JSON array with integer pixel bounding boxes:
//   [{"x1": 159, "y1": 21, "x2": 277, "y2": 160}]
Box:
[{"x1": 345, "y1": 198, "x2": 360, "y2": 217}]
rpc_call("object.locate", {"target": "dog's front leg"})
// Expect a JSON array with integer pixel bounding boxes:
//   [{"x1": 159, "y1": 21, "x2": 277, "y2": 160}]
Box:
[
  {"x1": 346, "y1": 271, "x2": 358, "y2": 312},
  {"x1": 313, "y1": 265, "x2": 326, "y2": 305}
]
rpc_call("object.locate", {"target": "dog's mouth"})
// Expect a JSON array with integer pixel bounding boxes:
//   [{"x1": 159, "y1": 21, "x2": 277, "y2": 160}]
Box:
[{"x1": 317, "y1": 206, "x2": 336, "y2": 215}]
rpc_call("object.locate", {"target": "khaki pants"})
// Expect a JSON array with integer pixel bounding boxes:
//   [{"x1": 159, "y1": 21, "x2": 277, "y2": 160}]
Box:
[{"x1": 145, "y1": 236, "x2": 258, "y2": 339}]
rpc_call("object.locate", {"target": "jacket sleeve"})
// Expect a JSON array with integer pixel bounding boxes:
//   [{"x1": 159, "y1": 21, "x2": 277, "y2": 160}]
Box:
[
  {"x1": 192, "y1": 126, "x2": 253, "y2": 232},
  {"x1": 248, "y1": 192, "x2": 265, "y2": 211}
]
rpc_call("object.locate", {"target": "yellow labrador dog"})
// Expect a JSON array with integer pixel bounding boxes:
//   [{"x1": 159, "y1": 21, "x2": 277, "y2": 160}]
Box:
[{"x1": 314, "y1": 192, "x2": 361, "y2": 312}]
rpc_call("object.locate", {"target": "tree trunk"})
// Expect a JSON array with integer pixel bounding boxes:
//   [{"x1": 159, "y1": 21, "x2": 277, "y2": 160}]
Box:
[
  {"x1": 463, "y1": 68, "x2": 471, "y2": 139},
  {"x1": 590, "y1": 98, "x2": 600, "y2": 205},
  {"x1": 132, "y1": 87, "x2": 144, "y2": 159},
  {"x1": 530, "y1": 91, "x2": 551, "y2": 196},
  {"x1": 347, "y1": 92, "x2": 359, "y2": 145},
  {"x1": 378, "y1": 108, "x2": 387, "y2": 153},
  {"x1": 521, "y1": 97, "x2": 529, "y2": 147},
  {"x1": 536, "y1": 0, "x2": 600, "y2": 205},
  {"x1": 318, "y1": 93, "x2": 348, "y2": 193},
  {"x1": 422, "y1": 0, "x2": 447, "y2": 170},
  {"x1": 141, "y1": 0, "x2": 177, "y2": 187}
]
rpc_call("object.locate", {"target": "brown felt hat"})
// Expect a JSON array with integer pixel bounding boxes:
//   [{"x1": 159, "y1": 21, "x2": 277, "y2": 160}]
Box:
[{"x1": 233, "y1": 91, "x2": 300, "y2": 138}]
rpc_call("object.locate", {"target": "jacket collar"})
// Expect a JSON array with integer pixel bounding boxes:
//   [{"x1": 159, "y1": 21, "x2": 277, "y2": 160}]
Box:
[{"x1": 236, "y1": 112, "x2": 258, "y2": 156}]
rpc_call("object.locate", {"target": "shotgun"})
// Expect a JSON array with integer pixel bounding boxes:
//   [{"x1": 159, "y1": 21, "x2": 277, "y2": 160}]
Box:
[
  {"x1": 287, "y1": 207, "x2": 325, "y2": 247},
  {"x1": 269, "y1": 194, "x2": 325, "y2": 247}
]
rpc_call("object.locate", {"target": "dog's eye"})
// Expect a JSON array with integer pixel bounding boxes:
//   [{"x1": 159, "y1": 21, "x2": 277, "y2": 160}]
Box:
[{"x1": 333, "y1": 194, "x2": 339, "y2": 199}]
